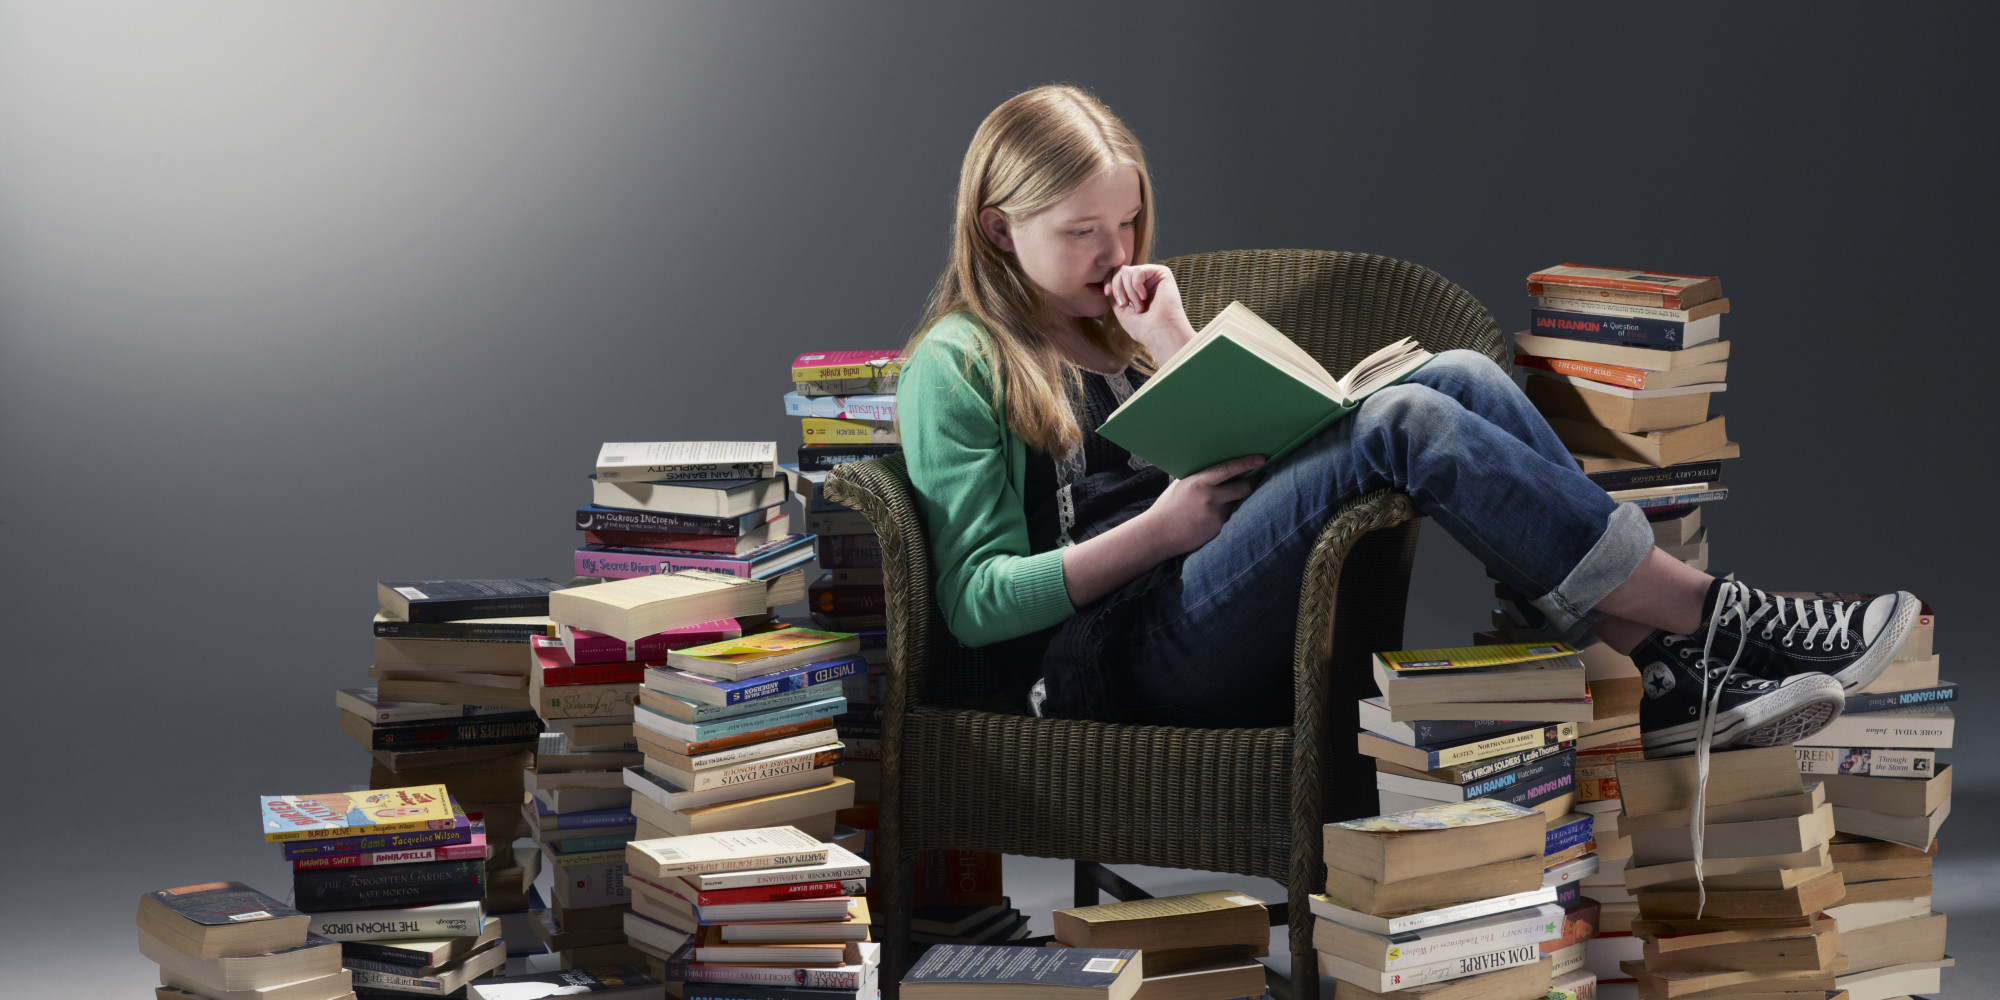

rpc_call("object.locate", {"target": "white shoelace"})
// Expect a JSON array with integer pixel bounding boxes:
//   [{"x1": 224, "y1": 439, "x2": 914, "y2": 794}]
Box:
[
  {"x1": 1688, "y1": 581, "x2": 1757, "y2": 917},
  {"x1": 1713, "y1": 586, "x2": 1862, "y2": 652}
]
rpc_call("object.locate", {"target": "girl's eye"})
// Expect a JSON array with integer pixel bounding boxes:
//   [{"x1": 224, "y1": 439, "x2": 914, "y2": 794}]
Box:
[
  {"x1": 1120, "y1": 219, "x2": 1135, "y2": 228},
  {"x1": 1070, "y1": 229, "x2": 1093, "y2": 238}
]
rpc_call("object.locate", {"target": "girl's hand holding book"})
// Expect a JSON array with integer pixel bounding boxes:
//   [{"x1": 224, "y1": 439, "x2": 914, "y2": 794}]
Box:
[
  {"x1": 1109, "y1": 263, "x2": 1197, "y2": 361},
  {"x1": 1140, "y1": 454, "x2": 1265, "y2": 556}
]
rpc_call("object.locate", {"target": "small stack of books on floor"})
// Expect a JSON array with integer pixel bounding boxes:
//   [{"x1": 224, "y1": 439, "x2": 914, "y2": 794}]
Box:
[
  {"x1": 1515, "y1": 264, "x2": 1737, "y2": 570},
  {"x1": 782, "y1": 349, "x2": 904, "y2": 636},
  {"x1": 466, "y1": 965, "x2": 667, "y2": 998},
  {"x1": 1791, "y1": 594, "x2": 1951, "y2": 999},
  {"x1": 900, "y1": 944, "x2": 1145, "y2": 1000},
  {"x1": 1051, "y1": 890, "x2": 1270, "y2": 1000},
  {"x1": 584, "y1": 442, "x2": 818, "y2": 583},
  {"x1": 1609, "y1": 745, "x2": 1909, "y2": 1000},
  {"x1": 261, "y1": 784, "x2": 506, "y2": 995},
  {"x1": 628, "y1": 825, "x2": 878, "y2": 998},
  {"x1": 1311, "y1": 799, "x2": 1564, "y2": 999},
  {"x1": 359, "y1": 578, "x2": 559, "y2": 969},
  {"x1": 140, "y1": 882, "x2": 351, "y2": 1000}
]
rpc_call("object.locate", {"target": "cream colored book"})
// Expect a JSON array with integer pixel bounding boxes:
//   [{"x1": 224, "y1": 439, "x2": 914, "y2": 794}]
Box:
[{"x1": 548, "y1": 568, "x2": 803, "y2": 641}]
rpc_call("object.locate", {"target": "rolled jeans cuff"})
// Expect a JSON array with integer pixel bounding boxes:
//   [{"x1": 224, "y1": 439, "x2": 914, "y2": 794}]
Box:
[{"x1": 1530, "y1": 502, "x2": 1653, "y2": 647}]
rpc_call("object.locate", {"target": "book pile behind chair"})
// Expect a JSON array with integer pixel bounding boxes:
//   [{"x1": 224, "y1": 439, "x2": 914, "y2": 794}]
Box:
[
  {"x1": 782, "y1": 349, "x2": 903, "y2": 636},
  {"x1": 1051, "y1": 890, "x2": 1271, "y2": 1000},
  {"x1": 582, "y1": 441, "x2": 815, "y2": 583},
  {"x1": 1791, "y1": 596, "x2": 1952, "y2": 1000},
  {"x1": 1513, "y1": 264, "x2": 1735, "y2": 572},
  {"x1": 1607, "y1": 744, "x2": 1930, "y2": 1000},
  {"x1": 1310, "y1": 799, "x2": 1564, "y2": 1000}
]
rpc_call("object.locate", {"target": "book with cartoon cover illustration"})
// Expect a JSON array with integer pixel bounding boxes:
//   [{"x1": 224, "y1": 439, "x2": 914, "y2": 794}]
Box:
[{"x1": 260, "y1": 784, "x2": 455, "y2": 842}]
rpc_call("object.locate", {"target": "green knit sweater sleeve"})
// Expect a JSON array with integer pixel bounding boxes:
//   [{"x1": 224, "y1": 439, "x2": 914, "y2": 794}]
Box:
[{"x1": 898, "y1": 312, "x2": 1076, "y2": 648}]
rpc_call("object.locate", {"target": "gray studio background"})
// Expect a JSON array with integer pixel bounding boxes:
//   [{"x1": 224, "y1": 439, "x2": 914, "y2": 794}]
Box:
[{"x1": 2, "y1": 2, "x2": 1993, "y2": 994}]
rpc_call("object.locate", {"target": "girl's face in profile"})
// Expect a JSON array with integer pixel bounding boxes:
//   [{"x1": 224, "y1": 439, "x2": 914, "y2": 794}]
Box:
[{"x1": 981, "y1": 166, "x2": 1142, "y2": 321}]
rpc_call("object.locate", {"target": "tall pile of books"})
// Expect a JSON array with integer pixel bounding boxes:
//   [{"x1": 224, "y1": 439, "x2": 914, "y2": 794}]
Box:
[
  {"x1": 1514, "y1": 264, "x2": 1735, "y2": 571},
  {"x1": 351, "y1": 578, "x2": 563, "y2": 969},
  {"x1": 626, "y1": 825, "x2": 879, "y2": 997},
  {"x1": 1051, "y1": 890, "x2": 1270, "y2": 1000},
  {"x1": 140, "y1": 882, "x2": 348, "y2": 1000},
  {"x1": 584, "y1": 442, "x2": 816, "y2": 583},
  {"x1": 1310, "y1": 799, "x2": 1565, "y2": 999},
  {"x1": 1793, "y1": 596, "x2": 1952, "y2": 998},
  {"x1": 262, "y1": 784, "x2": 507, "y2": 995},
  {"x1": 1608, "y1": 745, "x2": 1900, "y2": 1000}
]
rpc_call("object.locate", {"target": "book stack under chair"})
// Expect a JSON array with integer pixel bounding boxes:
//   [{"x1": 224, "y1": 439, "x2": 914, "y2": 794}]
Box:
[
  {"x1": 619, "y1": 826, "x2": 878, "y2": 1000},
  {"x1": 1310, "y1": 799, "x2": 1565, "y2": 1000},
  {"x1": 781, "y1": 349, "x2": 903, "y2": 638},
  {"x1": 1513, "y1": 264, "x2": 1738, "y2": 571},
  {"x1": 582, "y1": 442, "x2": 817, "y2": 585},
  {"x1": 899, "y1": 944, "x2": 1147, "y2": 1000},
  {"x1": 261, "y1": 785, "x2": 506, "y2": 997},
  {"x1": 1790, "y1": 596, "x2": 1951, "y2": 999},
  {"x1": 141, "y1": 881, "x2": 353, "y2": 1000},
  {"x1": 1605, "y1": 744, "x2": 1933, "y2": 1000},
  {"x1": 353, "y1": 580, "x2": 569, "y2": 973},
  {"x1": 1050, "y1": 890, "x2": 1271, "y2": 1000}
]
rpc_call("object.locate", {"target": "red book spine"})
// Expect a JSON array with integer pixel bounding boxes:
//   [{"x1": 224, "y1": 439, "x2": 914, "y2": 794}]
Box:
[
  {"x1": 566, "y1": 624, "x2": 742, "y2": 666},
  {"x1": 691, "y1": 879, "x2": 849, "y2": 905},
  {"x1": 585, "y1": 530, "x2": 743, "y2": 554}
]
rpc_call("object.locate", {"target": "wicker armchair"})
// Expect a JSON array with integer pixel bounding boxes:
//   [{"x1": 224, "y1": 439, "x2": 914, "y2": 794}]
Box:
[{"x1": 823, "y1": 251, "x2": 1507, "y2": 1000}]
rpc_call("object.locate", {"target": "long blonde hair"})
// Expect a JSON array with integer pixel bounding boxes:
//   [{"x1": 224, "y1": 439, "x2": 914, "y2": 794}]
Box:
[{"x1": 906, "y1": 84, "x2": 1157, "y2": 458}]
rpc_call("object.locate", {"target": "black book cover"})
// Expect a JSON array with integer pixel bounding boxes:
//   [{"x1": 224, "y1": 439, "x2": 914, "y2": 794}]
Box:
[
  {"x1": 292, "y1": 859, "x2": 485, "y2": 912},
  {"x1": 460, "y1": 964, "x2": 659, "y2": 994},
  {"x1": 1844, "y1": 683, "x2": 1956, "y2": 714},
  {"x1": 577, "y1": 504, "x2": 774, "y2": 536},
  {"x1": 1553, "y1": 879, "x2": 1582, "y2": 909},
  {"x1": 1451, "y1": 749, "x2": 1577, "y2": 809},
  {"x1": 378, "y1": 579, "x2": 561, "y2": 623},
  {"x1": 796, "y1": 443, "x2": 902, "y2": 472},
  {"x1": 904, "y1": 943, "x2": 1138, "y2": 988},
  {"x1": 369, "y1": 712, "x2": 544, "y2": 750},
  {"x1": 373, "y1": 617, "x2": 554, "y2": 641},
  {"x1": 143, "y1": 881, "x2": 301, "y2": 925},
  {"x1": 1405, "y1": 716, "x2": 1525, "y2": 749},
  {"x1": 1587, "y1": 459, "x2": 1725, "y2": 494}
]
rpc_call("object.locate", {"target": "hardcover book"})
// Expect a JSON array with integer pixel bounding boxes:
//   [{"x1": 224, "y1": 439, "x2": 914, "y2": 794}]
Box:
[
  {"x1": 596, "y1": 442, "x2": 780, "y2": 483},
  {"x1": 260, "y1": 785, "x2": 454, "y2": 842},
  {"x1": 1097, "y1": 301, "x2": 1433, "y2": 480}
]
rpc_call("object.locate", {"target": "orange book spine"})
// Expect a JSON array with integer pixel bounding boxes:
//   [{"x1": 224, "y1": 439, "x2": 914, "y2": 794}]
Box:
[{"x1": 1513, "y1": 354, "x2": 1649, "y2": 390}]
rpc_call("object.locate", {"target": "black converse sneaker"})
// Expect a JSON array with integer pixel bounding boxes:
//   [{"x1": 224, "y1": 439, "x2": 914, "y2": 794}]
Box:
[
  {"x1": 1691, "y1": 582, "x2": 1920, "y2": 693},
  {"x1": 1635, "y1": 630, "x2": 1845, "y2": 759}
]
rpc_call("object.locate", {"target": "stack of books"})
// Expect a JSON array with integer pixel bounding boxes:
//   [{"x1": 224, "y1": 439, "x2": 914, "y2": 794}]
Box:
[
  {"x1": 261, "y1": 785, "x2": 507, "y2": 995},
  {"x1": 1791, "y1": 594, "x2": 1951, "y2": 998},
  {"x1": 1051, "y1": 890, "x2": 1270, "y2": 1000},
  {"x1": 782, "y1": 349, "x2": 904, "y2": 635},
  {"x1": 352, "y1": 580, "x2": 562, "y2": 968},
  {"x1": 1514, "y1": 264, "x2": 1737, "y2": 570},
  {"x1": 900, "y1": 944, "x2": 1144, "y2": 1000},
  {"x1": 625, "y1": 825, "x2": 878, "y2": 997},
  {"x1": 581, "y1": 442, "x2": 813, "y2": 584},
  {"x1": 466, "y1": 965, "x2": 667, "y2": 999},
  {"x1": 1608, "y1": 745, "x2": 1910, "y2": 1000},
  {"x1": 140, "y1": 882, "x2": 349, "y2": 1000},
  {"x1": 1310, "y1": 799, "x2": 1565, "y2": 999}
]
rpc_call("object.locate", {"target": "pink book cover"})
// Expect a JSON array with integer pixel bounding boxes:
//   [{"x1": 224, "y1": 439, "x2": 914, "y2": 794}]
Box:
[
  {"x1": 291, "y1": 829, "x2": 488, "y2": 870},
  {"x1": 791, "y1": 350, "x2": 905, "y2": 381},
  {"x1": 573, "y1": 539, "x2": 813, "y2": 581},
  {"x1": 562, "y1": 620, "x2": 744, "y2": 666}
]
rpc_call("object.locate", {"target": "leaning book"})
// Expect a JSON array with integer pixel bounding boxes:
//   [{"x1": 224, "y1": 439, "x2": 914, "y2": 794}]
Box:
[
  {"x1": 260, "y1": 785, "x2": 455, "y2": 842},
  {"x1": 1097, "y1": 301, "x2": 1433, "y2": 479}
]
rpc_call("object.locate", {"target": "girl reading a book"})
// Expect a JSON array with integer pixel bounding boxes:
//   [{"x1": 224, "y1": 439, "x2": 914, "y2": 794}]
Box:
[{"x1": 898, "y1": 84, "x2": 1917, "y2": 759}]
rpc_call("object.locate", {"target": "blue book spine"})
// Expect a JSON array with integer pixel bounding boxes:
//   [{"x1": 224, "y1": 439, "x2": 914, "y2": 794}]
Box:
[
  {"x1": 1845, "y1": 683, "x2": 1956, "y2": 714},
  {"x1": 1531, "y1": 308, "x2": 1691, "y2": 349},
  {"x1": 679, "y1": 684, "x2": 825, "y2": 721},
  {"x1": 1626, "y1": 488, "x2": 1728, "y2": 510},
  {"x1": 1460, "y1": 750, "x2": 1577, "y2": 801},
  {"x1": 546, "y1": 832, "x2": 633, "y2": 853},
  {"x1": 1410, "y1": 717, "x2": 1528, "y2": 747},
  {"x1": 1545, "y1": 814, "x2": 1594, "y2": 855},
  {"x1": 546, "y1": 807, "x2": 636, "y2": 830},
  {"x1": 720, "y1": 656, "x2": 867, "y2": 706},
  {"x1": 639, "y1": 695, "x2": 848, "y2": 741}
]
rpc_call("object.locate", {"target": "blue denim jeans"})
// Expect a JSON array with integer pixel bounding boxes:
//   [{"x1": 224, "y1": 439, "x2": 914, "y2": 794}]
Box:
[{"x1": 1083, "y1": 348, "x2": 1654, "y2": 727}]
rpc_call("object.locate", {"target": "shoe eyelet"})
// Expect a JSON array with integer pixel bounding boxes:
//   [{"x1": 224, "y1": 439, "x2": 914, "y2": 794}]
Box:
[{"x1": 1782, "y1": 636, "x2": 1793, "y2": 647}]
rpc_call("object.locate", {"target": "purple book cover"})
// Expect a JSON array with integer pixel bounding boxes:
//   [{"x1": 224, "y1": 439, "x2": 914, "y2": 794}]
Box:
[{"x1": 279, "y1": 799, "x2": 472, "y2": 860}]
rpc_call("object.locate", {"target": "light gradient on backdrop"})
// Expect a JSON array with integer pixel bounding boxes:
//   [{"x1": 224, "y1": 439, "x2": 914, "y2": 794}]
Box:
[{"x1": 0, "y1": 1, "x2": 1994, "y2": 993}]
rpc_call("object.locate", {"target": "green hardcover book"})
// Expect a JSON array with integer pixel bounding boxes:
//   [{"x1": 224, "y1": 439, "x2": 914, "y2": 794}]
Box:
[{"x1": 1097, "y1": 301, "x2": 1434, "y2": 479}]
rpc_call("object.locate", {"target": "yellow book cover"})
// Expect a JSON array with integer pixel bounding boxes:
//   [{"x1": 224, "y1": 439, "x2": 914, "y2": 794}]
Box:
[
  {"x1": 675, "y1": 627, "x2": 855, "y2": 664},
  {"x1": 790, "y1": 351, "x2": 906, "y2": 382},
  {"x1": 1377, "y1": 642, "x2": 1577, "y2": 674},
  {"x1": 801, "y1": 418, "x2": 898, "y2": 444},
  {"x1": 1328, "y1": 798, "x2": 1540, "y2": 834},
  {"x1": 259, "y1": 784, "x2": 455, "y2": 842}
]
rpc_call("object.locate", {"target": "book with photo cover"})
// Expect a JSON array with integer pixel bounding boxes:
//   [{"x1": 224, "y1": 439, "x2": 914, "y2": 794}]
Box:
[{"x1": 1097, "y1": 301, "x2": 1434, "y2": 480}]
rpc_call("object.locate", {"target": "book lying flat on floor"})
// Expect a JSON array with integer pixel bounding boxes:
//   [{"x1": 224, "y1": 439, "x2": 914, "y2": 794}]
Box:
[{"x1": 1098, "y1": 301, "x2": 1433, "y2": 479}]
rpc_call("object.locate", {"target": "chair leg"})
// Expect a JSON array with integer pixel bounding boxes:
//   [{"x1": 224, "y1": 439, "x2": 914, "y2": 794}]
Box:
[{"x1": 1074, "y1": 861, "x2": 1155, "y2": 907}]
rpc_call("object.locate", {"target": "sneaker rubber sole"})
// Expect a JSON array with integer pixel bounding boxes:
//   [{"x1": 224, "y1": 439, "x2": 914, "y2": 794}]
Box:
[{"x1": 1640, "y1": 673, "x2": 1846, "y2": 759}]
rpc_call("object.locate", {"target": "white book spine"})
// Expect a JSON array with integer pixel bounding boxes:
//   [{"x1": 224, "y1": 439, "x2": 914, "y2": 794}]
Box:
[
  {"x1": 306, "y1": 900, "x2": 483, "y2": 940},
  {"x1": 597, "y1": 442, "x2": 779, "y2": 482},
  {"x1": 626, "y1": 826, "x2": 829, "y2": 877},
  {"x1": 690, "y1": 728, "x2": 843, "y2": 769},
  {"x1": 1328, "y1": 942, "x2": 1542, "y2": 990},
  {"x1": 1532, "y1": 295, "x2": 1716, "y2": 321},
  {"x1": 682, "y1": 744, "x2": 842, "y2": 790},
  {"x1": 1377, "y1": 903, "x2": 1562, "y2": 970}
]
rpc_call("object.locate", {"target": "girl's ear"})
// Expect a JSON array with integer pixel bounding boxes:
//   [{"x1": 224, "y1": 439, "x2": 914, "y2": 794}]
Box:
[{"x1": 977, "y1": 207, "x2": 1015, "y2": 254}]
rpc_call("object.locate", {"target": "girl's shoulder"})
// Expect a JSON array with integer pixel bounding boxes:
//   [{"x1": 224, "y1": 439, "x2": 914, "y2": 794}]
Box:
[{"x1": 906, "y1": 310, "x2": 1000, "y2": 398}]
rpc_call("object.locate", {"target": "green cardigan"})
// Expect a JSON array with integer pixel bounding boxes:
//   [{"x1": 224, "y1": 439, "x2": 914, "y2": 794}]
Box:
[{"x1": 897, "y1": 311, "x2": 1078, "y2": 648}]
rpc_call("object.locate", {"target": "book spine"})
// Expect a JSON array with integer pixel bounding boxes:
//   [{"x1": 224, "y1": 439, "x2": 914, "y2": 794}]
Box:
[
  {"x1": 338, "y1": 953, "x2": 438, "y2": 976},
  {"x1": 539, "y1": 807, "x2": 638, "y2": 831},
  {"x1": 369, "y1": 716, "x2": 544, "y2": 750},
  {"x1": 1530, "y1": 309, "x2": 1693, "y2": 349},
  {"x1": 576, "y1": 505, "x2": 763, "y2": 536},
  {"x1": 792, "y1": 355, "x2": 906, "y2": 381},
  {"x1": 796, "y1": 445, "x2": 902, "y2": 472},
  {"x1": 1528, "y1": 281, "x2": 1686, "y2": 309},
  {"x1": 693, "y1": 879, "x2": 848, "y2": 906},
  {"x1": 347, "y1": 967, "x2": 448, "y2": 992},
  {"x1": 805, "y1": 511, "x2": 873, "y2": 535},
  {"x1": 686, "y1": 726, "x2": 840, "y2": 768},
  {"x1": 534, "y1": 683, "x2": 641, "y2": 720},
  {"x1": 292, "y1": 839, "x2": 484, "y2": 869},
  {"x1": 1531, "y1": 296, "x2": 1707, "y2": 322},
  {"x1": 795, "y1": 375, "x2": 901, "y2": 397},
  {"x1": 292, "y1": 861, "x2": 485, "y2": 911},
  {"x1": 1844, "y1": 684, "x2": 1956, "y2": 713},
  {"x1": 1795, "y1": 746, "x2": 1937, "y2": 777},
  {"x1": 690, "y1": 863, "x2": 873, "y2": 890},
  {"x1": 1796, "y1": 711, "x2": 1952, "y2": 749},
  {"x1": 1586, "y1": 462, "x2": 1724, "y2": 493},
  {"x1": 642, "y1": 697, "x2": 846, "y2": 742},
  {"x1": 1552, "y1": 880, "x2": 1582, "y2": 909},
  {"x1": 784, "y1": 392, "x2": 897, "y2": 421},
  {"x1": 1546, "y1": 816, "x2": 1594, "y2": 855},
  {"x1": 727, "y1": 658, "x2": 864, "y2": 706},
  {"x1": 586, "y1": 529, "x2": 753, "y2": 554},
  {"x1": 1514, "y1": 353, "x2": 1654, "y2": 389},
  {"x1": 577, "y1": 548, "x2": 756, "y2": 580},
  {"x1": 1435, "y1": 739, "x2": 1577, "y2": 782},
  {"x1": 1407, "y1": 716, "x2": 1524, "y2": 747},
  {"x1": 1620, "y1": 488, "x2": 1728, "y2": 510},
  {"x1": 599, "y1": 462, "x2": 778, "y2": 484},
  {"x1": 1360, "y1": 942, "x2": 1543, "y2": 990},
  {"x1": 401, "y1": 595, "x2": 551, "y2": 623},
  {"x1": 688, "y1": 748, "x2": 842, "y2": 791},
  {"x1": 809, "y1": 581, "x2": 887, "y2": 615},
  {"x1": 1430, "y1": 724, "x2": 1578, "y2": 769},
  {"x1": 305, "y1": 902, "x2": 483, "y2": 940},
  {"x1": 546, "y1": 832, "x2": 635, "y2": 853},
  {"x1": 1457, "y1": 750, "x2": 1577, "y2": 800},
  {"x1": 371, "y1": 620, "x2": 553, "y2": 640},
  {"x1": 680, "y1": 964, "x2": 865, "y2": 989},
  {"x1": 802, "y1": 418, "x2": 899, "y2": 444},
  {"x1": 541, "y1": 660, "x2": 648, "y2": 686},
  {"x1": 552, "y1": 859, "x2": 631, "y2": 907},
  {"x1": 279, "y1": 824, "x2": 471, "y2": 859}
]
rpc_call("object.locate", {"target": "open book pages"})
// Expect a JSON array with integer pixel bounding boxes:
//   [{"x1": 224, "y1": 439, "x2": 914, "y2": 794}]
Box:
[{"x1": 1134, "y1": 301, "x2": 1431, "y2": 408}]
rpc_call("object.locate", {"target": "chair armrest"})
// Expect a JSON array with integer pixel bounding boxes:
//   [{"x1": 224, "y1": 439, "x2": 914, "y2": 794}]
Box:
[{"x1": 821, "y1": 454, "x2": 930, "y2": 716}]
